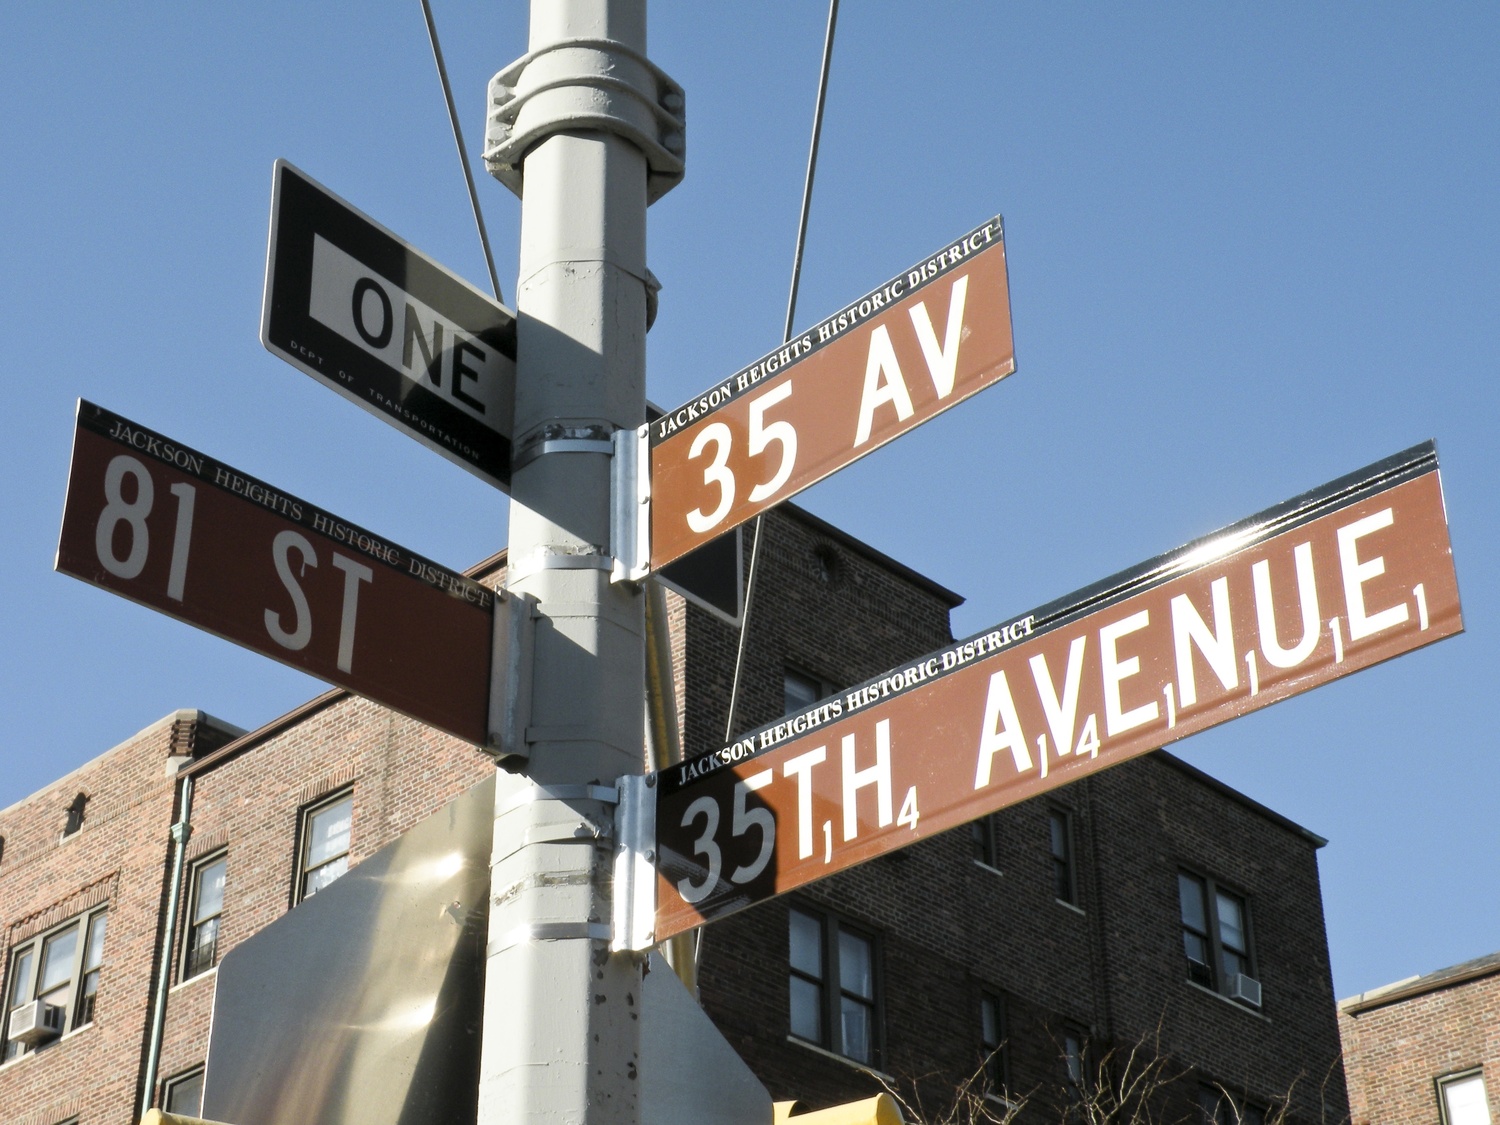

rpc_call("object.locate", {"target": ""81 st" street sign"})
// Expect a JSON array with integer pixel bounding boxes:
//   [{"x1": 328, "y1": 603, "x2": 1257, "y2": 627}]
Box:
[{"x1": 57, "y1": 401, "x2": 500, "y2": 746}]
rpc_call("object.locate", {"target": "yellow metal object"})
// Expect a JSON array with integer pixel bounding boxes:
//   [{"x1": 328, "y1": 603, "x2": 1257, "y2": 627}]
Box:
[
  {"x1": 141, "y1": 1110, "x2": 236, "y2": 1125},
  {"x1": 774, "y1": 1093, "x2": 904, "y2": 1125},
  {"x1": 645, "y1": 581, "x2": 699, "y2": 996}
]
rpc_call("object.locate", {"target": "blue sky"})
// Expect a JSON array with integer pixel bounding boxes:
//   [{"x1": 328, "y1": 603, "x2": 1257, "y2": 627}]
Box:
[{"x1": 2, "y1": 3, "x2": 1496, "y2": 1001}]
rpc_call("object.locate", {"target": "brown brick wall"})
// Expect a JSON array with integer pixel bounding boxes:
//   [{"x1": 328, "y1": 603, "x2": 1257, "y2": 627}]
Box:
[
  {"x1": 0, "y1": 713, "x2": 191, "y2": 1124},
  {"x1": 1340, "y1": 970, "x2": 1500, "y2": 1125},
  {"x1": 696, "y1": 757, "x2": 1347, "y2": 1123}
]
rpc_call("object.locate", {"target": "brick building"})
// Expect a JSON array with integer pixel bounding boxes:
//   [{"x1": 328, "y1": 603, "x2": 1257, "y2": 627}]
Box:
[
  {"x1": 1339, "y1": 952, "x2": 1500, "y2": 1125},
  {"x1": 1, "y1": 505, "x2": 1349, "y2": 1124}
]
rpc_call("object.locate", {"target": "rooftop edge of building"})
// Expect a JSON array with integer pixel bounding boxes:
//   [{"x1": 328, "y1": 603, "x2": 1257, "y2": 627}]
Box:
[
  {"x1": 1339, "y1": 949, "x2": 1500, "y2": 1015},
  {"x1": 0, "y1": 708, "x2": 246, "y2": 818}
]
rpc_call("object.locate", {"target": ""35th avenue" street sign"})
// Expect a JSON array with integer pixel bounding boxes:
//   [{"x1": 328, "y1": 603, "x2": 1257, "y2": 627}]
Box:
[
  {"x1": 648, "y1": 443, "x2": 1462, "y2": 941},
  {"x1": 648, "y1": 216, "x2": 1015, "y2": 569},
  {"x1": 57, "y1": 401, "x2": 500, "y2": 746}
]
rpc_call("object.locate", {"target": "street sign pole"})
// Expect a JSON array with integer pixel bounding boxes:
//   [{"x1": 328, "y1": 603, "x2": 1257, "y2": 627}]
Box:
[{"x1": 477, "y1": 4, "x2": 683, "y2": 1125}]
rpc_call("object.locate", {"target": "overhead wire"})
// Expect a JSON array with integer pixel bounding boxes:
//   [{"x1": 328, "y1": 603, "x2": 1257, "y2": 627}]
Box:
[
  {"x1": 419, "y1": 0, "x2": 505, "y2": 305},
  {"x1": 723, "y1": 0, "x2": 841, "y2": 746}
]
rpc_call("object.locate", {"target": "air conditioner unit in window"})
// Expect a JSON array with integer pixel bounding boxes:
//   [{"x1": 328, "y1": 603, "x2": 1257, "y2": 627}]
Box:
[
  {"x1": 1229, "y1": 973, "x2": 1263, "y2": 1008},
  {"x1": 7, "y1": 998, "x2": 65, "y2": 1045}
]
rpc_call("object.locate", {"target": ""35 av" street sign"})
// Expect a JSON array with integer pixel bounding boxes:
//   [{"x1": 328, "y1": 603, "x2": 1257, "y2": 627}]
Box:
[
  {"x1": 647, "y1": 443, "x2": 1462, "y2": 941},
  {"x1": 648, "y1": 216, "x2": 1015, "y2": 569},
  {"x1": 263, "y1": 161, "x2": 517, "y2": 490},
  {"x1": 57, "y1": 401, "x2": 500, "y2": 746}
]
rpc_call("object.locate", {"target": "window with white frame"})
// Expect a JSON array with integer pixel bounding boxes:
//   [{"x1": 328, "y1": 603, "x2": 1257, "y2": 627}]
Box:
[
  {"x1": 183, "y1": 853, "x2": 227, "y2": 979},
  {"x1": 1178, "y1": 871, "x2": 1258, "y2": 1005},
  {"x1": 2, "y1": 906, "x2": 108, "y2": 1061},
  {"x1": 1438, "y1": 1069, "x2": 1493, "y2": 1125},
  {"x1": 296, "y1": 790, "x2": 353, "y2": 903},
  {"x1": 164, "y1": 1066, "x2": 206, "y2": 1117},
  {"x1": 788, "y1": 904, "x2": 881, "y2": 1066}
]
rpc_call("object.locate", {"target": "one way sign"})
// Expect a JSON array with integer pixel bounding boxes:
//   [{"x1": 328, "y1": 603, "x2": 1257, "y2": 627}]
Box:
[{"x1": 262, "y1": 161, "x2": 517, "y2": 490}]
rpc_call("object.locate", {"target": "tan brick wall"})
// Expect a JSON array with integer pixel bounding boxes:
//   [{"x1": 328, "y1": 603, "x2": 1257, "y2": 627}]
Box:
[{"x1": 1340, "y1": 969, "x2": 1500, "y2": 1125}]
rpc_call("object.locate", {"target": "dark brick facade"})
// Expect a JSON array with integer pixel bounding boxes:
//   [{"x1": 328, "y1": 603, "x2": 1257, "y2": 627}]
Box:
[
  {"x1": 0, "y1": 506, "x2": 1348, "y2": 1124},
  {"x1": 1339, "y1": 954, "x2": 1500, "y2": 1125}
]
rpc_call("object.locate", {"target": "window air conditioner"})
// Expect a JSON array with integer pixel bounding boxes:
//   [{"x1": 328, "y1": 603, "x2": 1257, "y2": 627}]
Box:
[
  {"x1": 1229, "y1": 973, "x2": 1263, "y2": 1008},
  {"x1": 7, "y1": 998, "x2": 65, "y2": 1045}
]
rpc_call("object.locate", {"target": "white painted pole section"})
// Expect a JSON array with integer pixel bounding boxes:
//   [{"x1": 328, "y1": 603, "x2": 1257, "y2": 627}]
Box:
[{"x1": 478, "y1": 2, "x2": 651, "y2": 1123}]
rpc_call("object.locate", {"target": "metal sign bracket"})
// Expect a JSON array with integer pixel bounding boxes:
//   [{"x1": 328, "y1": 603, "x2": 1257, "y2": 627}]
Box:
[
  {"x1": 611, "y1": 772, "x2": 658, "y2": 952},
  {"x1": 610, "y1": 423, "x2": 651, "y2": 584},
  {"x1": 487, "y1": 589, "x2": 536, "y2": 761}
]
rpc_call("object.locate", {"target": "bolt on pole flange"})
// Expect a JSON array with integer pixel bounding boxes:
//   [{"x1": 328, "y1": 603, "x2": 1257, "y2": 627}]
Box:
[{"x1": 484, "y1": 37, "x2": 685, "y2": 204}]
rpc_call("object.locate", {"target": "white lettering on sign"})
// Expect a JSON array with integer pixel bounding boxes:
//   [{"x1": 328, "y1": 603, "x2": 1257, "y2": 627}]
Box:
[
  {"x1": 1338, "y1": 509, "x2": 1410, "y2": 641},
  {"x1": 854, "y1": 275, "x2": 970, "y2": 446},
  {"x1": 783, "y1": 746, "x2": 826, "y2": 860},
  {"x1": 684, "y1": 384, "x2": 802, "y2": 533},
  {"x1": 265, "y1": 529, "x2": 373, "y2": 673},
  {"x1": 308, "y1": 236, "x2": 506, "y2": 425},
  {"x1": 971, "y1": 505, "x2": 1418, "y2": 792},
  {"x1": 93, "y1": 455, "x2": 197, "y2": 600},
  {"x1": 1252, "y1": 543, "x2": 1320, "y2": 667}
]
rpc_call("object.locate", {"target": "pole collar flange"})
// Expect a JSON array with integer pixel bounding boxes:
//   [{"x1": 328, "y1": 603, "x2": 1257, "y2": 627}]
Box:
[{"x1": 484, "y1": 37, "x2": 685, "y2": 203}]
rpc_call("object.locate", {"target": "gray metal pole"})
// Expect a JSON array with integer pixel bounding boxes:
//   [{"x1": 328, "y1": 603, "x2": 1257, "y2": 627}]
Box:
[{"x1": 478, "y1": 2, "x2": 669, "y2": 1123}]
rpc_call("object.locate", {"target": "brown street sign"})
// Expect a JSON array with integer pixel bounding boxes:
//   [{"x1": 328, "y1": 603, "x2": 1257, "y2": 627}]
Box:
[
  {"x1": 648, "y1": 216, "x2": 1015, "y2": 569},
  {"x1": 57, "y1": 401, "x2": 497, "y2": 746},
  {"x1": 651, "y1": 443, "x2": 1463, "y2": 940}
]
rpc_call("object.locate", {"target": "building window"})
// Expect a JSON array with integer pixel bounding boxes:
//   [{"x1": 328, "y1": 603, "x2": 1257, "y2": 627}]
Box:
[
  {"x1": 1049, "y1": 808, "x2": 1077, "y2": 906},
  {"x1": 1059, "y1": 1023, "x2": 1089, "y2": 1096},
  {"x1": 979, "y1": 991, "x2": 1009, "y2": 1094},
  {"x1": 62, "y1": 792, "x2": 89, "y2": 837},
  {"x1": 2, "y1": 906, "x2": 108, "y2": 1061},
  {"x1": 812, "y1": 543, "x2": 843, "y2": 587},
  {"x1": 1178, "y1": 871, "x2": 1258, "y2": 1004},
  {"x1": 971, "y1": 815, "x2": 998, "y2": 869},
  {"x1": 1198, "y1": 1085, "x2": 1268, "y2": 1125},
  {"x1": 1438, "y1": 1070, "x2": 1492, "y2": 1125},
  {"x1": 296, "y1": 790, "x2": 353, "y2": 903},
  {"x1": 183, "y1": 853, "x2": 227, "y2": 979},
  {"x1": 164, "y1": 1066, "x2": 206, "y2": 1116},
  {"x1": 788, "y1": 904, "x2": 881, "y2": 1066},
  {"x1": 784, "y1": 668, "x2": 834, "y2": 715}
]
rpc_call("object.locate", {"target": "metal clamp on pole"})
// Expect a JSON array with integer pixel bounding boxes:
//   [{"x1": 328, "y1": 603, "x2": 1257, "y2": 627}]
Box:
[
  {"x1": 611, "y1": 423, "x2": 651, "y2": 584},
  {"x1": 611, "y1": 772, "x2": 658, "y2": 952},
  {"x1": 510, "y1": 422, "x2": 617, "y2": 473},
  {"x1": 484, "y1": 38, "x2": 685, "y2": 204},
  {"x1": 503, "y1": 549, "x2": 614, "y2": 587},
  {"x1": 487, "y1": 589, "x2": 535, "y2": 761}
]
